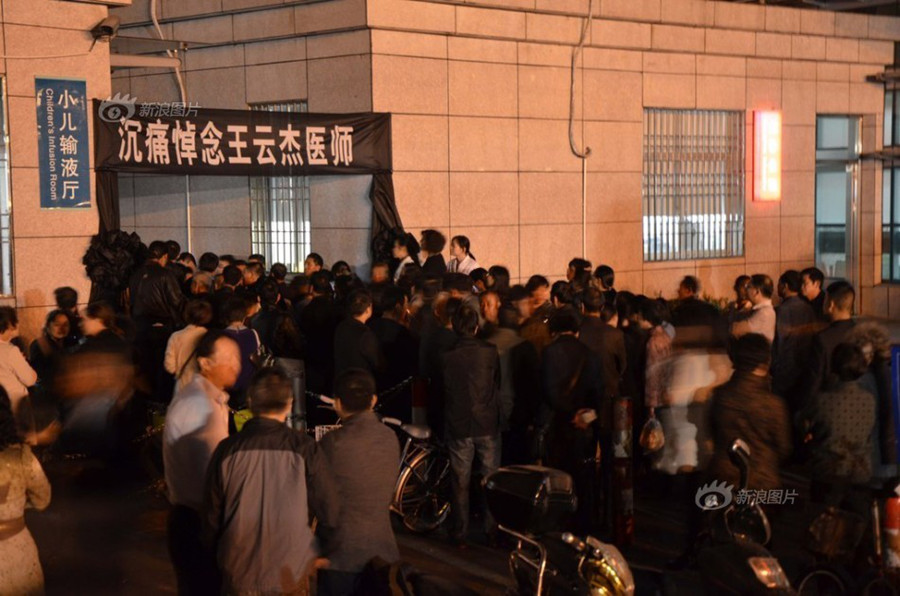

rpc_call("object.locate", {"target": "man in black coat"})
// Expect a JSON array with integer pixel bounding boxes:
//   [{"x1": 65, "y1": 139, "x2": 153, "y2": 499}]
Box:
[
  {"x1": 418, "y1": 229, "x2": 448, "y2": 276},
  {"x1": 333, "y1": 289, "x2": 380, "y2": 378},
  {"x1": 129, "y1": 240, "x2": 186, "y2": 402},
  {"x1": 541, "y1": 307, "x2": 605, "y2": 535},
  {"x1": 671, "y1": 275, "x2": 720, "y2": 329},
  {"x1": 441, "y1": 303, "x2": 501, "y2": 546},
  {"x1": 772, "y1": 270, "x2": 816, "y2": 412},
  {"x1": 369, "y1": 285, "x2": 418, "y2": 422},
  {"x1": 803, "y1": 281, "x2": 857, "y2": 414},
  {"x1": 298, "y1": 272, "x2": 339, "y2": 398},
  {"x1": 801, "y1": 267, "x2": 828, "y2": 322}
]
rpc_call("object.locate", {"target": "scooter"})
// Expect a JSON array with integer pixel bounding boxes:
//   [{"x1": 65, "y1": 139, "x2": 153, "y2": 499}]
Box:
[
  {"x1": 691, "y1": 439, "x2": 796, "y2": 595},
  {"x1": 483, "y1": 464, "x2": 635, "y2": 595}
]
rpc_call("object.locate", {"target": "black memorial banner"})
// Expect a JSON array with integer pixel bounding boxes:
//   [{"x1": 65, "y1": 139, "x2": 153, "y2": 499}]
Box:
[
  {"x1": 93, "y1": 101, "x2": 392, "y2": 176},
  {"x1": 91, "y1": 100, "x2": 402, "y2": 250}
]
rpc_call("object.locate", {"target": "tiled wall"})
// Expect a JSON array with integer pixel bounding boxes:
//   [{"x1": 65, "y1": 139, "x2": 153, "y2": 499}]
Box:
[
  {"x1": 2, "y1": 0, "x2": 113, "y2": 341},
  {"x1": 113, "y1": 1, "x2": 375, "y2": 275},
  {"x1": 369, "y1": 0, "x2": 898, "y2": 313},
  {"x1": 114, "y1": 0, "x2": 900, "y2": 315}
]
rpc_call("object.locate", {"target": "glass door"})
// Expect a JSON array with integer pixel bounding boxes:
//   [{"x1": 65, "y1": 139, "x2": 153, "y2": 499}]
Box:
[{"x1": 815, "y1": 116, "x2": 861, "y2": 290}]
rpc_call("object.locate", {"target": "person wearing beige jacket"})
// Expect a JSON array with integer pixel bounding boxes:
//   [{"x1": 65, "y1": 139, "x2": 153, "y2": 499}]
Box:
[{"x1": 164, "y1": 300, "x2": 213, "y2": 393}]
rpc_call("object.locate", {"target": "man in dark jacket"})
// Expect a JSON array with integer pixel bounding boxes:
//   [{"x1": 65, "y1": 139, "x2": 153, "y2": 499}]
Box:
[
  {"x1": 772, "y1": 270, "x2": 816, "y2": 412},
  {"x1": 130, "y1": 240, "x2": 186, "y2": 402},
  {"x1": 541, "y1": 308, "x2": 605, "y2": 534},
  {"x1": 671, "y1": 276, "x2": 719, "y2": 329},
  {"x1": 708, "y1": 334, "x2": 791, "y2": 491},
  {"x1": 298, "y1": 271, "x2": 339, "y2": 398},
  {"x1": 317, "y1": 369, "x2": 400, "y2": 595},
  {"x1": 368, "y1": 285, "x2": 418, "y2": 422},
  {"x1": 333, "y1": 289, "x2": 380, "y2": 378},
  {"x1": 204, "y1": 367, "x2": 338, "y2": 595},
  {"x1": 803, "y1": 281, "x2": 857, "y2": 414},
  {"x1": 801, "y1": 267, "x2": 828, "y2": 322},
  {"x1": 441, "y1": 303, "x2": 501, "y2": 546}
]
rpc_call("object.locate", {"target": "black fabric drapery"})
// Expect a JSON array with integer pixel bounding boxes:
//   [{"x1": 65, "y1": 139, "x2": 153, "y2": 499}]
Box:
[{"x1": 92, "y1": 100, "x2": 403, "y2": 247}]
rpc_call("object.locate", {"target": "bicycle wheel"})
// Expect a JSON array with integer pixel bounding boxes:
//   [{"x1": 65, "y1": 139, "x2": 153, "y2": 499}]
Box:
[
  {"x1": 861, "y1": 575, "x2": 899, "y2": 596},
  {"x1": 797, "y1": 568, "x2": 849, "y2": 596},
  {"x1": 396, "y1": 449, "x2": 452, "y2": 533}
]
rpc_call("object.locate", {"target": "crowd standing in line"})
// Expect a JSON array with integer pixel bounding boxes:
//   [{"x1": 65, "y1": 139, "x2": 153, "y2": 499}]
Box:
[{"x1": 0, "y1": 229, "x2": 893, "y2": 595}]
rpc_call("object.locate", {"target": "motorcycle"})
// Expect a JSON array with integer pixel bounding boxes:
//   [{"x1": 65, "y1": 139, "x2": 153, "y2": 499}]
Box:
[
  {"x1": 483, "y1": 464, "x2": 635, "y2": 595},
  {"x1": 692, "y1": 439, "x2": 795, "y2": 595}
]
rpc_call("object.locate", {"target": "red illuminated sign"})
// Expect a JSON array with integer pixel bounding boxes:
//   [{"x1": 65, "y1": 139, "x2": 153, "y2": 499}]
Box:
[{"x1": 754, "y1": 111, "x2": 782, "y2": 201}]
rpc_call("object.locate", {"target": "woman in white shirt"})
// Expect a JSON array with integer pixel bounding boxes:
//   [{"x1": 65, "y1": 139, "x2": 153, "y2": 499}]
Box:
[
  {"x1": 392, "y1": 233, "x2": 421, "y2": 283},
  {"x1": 447, "y1": 235, "x2": 480, "y2": 275},
  {"x1": 0, "y1": 307, "x2": 37, "y2": 417}
]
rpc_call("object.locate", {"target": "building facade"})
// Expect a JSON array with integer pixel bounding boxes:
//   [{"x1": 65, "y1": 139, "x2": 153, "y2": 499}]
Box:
[{"x1": 111, "y1": 0, "x2": 900, "y2": 315}]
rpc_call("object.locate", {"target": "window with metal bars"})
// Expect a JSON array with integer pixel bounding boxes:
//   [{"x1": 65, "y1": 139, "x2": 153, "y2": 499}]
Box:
[
  {"x1": 249, "y1": 101, "x2": 310, "y2": 273},
  {"x1": 642, "y1": 109, "x2": 745, "y2": 262}
]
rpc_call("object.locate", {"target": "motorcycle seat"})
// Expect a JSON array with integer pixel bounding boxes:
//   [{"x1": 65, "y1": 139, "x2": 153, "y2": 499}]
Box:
[{"x1": 401, "y1": 424, "x2": 431, "y2": 441}]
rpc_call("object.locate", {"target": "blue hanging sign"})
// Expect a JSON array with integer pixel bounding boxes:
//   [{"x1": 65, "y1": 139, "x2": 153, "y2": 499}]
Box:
[{"x1": 36, "y1": 77, "x2": 91, "y2": 209}]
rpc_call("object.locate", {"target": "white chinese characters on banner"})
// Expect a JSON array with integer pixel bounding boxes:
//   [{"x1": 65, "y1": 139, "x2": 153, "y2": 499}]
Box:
[{"x1": 117, "y1": 119, "x2": 355, "y2": 169}]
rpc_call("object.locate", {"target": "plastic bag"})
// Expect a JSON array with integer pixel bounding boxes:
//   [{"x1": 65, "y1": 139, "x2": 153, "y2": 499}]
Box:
[{"x1": 639, "y1": 415, "x2": 665, "y2": 453}]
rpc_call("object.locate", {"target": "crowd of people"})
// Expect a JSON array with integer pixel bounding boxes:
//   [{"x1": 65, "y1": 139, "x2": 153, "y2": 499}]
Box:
[{"x1": 0, "y1": 227, "x2": 893, "y2": 594}]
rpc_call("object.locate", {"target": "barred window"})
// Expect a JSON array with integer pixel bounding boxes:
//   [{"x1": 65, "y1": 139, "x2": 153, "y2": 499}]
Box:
[
  {"x1": 642, "y1": 109, "x2": 745, "y2": 262},
  {"x1": 250, "y1": 101, "x2": 309, "y2": 273}
]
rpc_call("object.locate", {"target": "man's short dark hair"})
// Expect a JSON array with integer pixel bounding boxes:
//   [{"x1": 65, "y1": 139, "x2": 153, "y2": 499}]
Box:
[
  {"x1": 525, "y1": 275, "x2": 550, "y2": 294},
  {"x1": 378, "y1": 285, "x2": 406, "y2": 314},
  {"x1": 778, "y1": 270, "x2": 802, "y2": 294},
  {"x1": 600, "y1": 303, "x2": 617, "y2": 323},
  {"x1": 219, "y1": 254, "x2": 236, "y2": 266},
  {"x1": 196, "y1": 329, "x2": 231, "y2": 361},
  {"x1": 222, "y1": 265, "x2": 243, "y2": 287},
  {"x1": 0, "y1": 306, "x2": 17, "y2": 333},
  {"x1": 248, "y1": 253, "x2": 266, "y2": 267},
  {"x1": 259, "y1": 279, "x2": 280, "y2": 307},
  {"x1": 832, "y1": 343, "x2": 868, "y2": 382},
  {"x1": 508, "y1": 285, "x2": 530, "y2": 303},
  {"x1": 446, "y1": 272, "x2": 472, "y2": 294},
  {"x1": 334, "y1": 368, "x2": 376, "y2": 414},
  {"x1": 420, "y1": 229, "x2": 446, "y2": 254},
  {"x1": 184, "y1": 299, "x2": 213, "y2": 326},
  {"x1": 730, "y1": 333, "x2": 772, "y2": 372},
  {"x1": 581, "y1": 287, "x2": 603, "y2": 314},
  {"x1": 306, "y1": 253, "x2": 324, "y2": 268},
  {"x1": 270, "y1": 263, "x2": 287, "y2": 281},
  {"x1": 245, "y1": 262, "x2": 265, "y2": 279},
  {"x1": 470, "y1": 268, "x2": 488, "y2": 284},
  {"x1": 549, "y1": 307, "x2": 580, "y2": 335},
  {"x1": 568, "y1": 258, "x2": 591, "y2": 277},
  {"x1": 310, "y1": 271, "x2": 333, "y2": 296},
  {"x1": 639, "y1": 296, "x2": 665, "y2": 327},
  {"x1": 148, "y1": 240, "x2": 168, "y2": 260},
  {"x1": 680, "y1": 275, "x2": 700, "y2": 296},
  {"x1": 199, "y1": 252, "x2": 219, "y2": 273},
  {"x1": 451, "y1": 303, "x2": 480, "y2": 337},
  {"x1": 166, "y1": 240, "x2": 181, "y2": 261},
  {"x1": 248, "y1": 367, "x2": 293, "y2": 415},
  {"x1": 594, "y1": 265, "x2": 615, "y2": 289},
  {"x1": 826, "y1": 280, "x2": 855, "y2": 313},
  {"x1": 347, "y1": 289, "x2": 373, "y2": 317},
  {"x1": 54, "y1": 286, "x2": 78, "y2": 310},
  {"x1": 750, "y1": 274, "x2": 774, "y2": 299},
  {"x1": 223, "y1": 297, "x2": 249, "y2": 325},
  {"x1": 332, "y1": 260, "x2": 352, "y2": 278},
  {"x1": 178, "y1": 252, "x2": 197, "y2": 267},
  {"x1": 801, "y1": 267, "x2": 825, "y2": 287},
  {"x1": 551, "y1": 281, "x2": 573, "y2": 305}
]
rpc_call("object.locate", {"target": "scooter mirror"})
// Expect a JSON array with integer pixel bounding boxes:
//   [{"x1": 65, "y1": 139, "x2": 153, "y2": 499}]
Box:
[{"x1": 731, "y1": 438, "x2": 750, "y2": 459}]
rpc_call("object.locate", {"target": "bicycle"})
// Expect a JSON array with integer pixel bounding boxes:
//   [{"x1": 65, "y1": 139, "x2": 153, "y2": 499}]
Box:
[{"x1": 310, "y1": 393, "x2": 452, "y2": 535}]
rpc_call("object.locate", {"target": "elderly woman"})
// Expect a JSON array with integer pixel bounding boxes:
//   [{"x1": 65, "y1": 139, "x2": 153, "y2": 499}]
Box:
[{"x1": 0, "y1": 386, "x2": 51, "y2": 595}]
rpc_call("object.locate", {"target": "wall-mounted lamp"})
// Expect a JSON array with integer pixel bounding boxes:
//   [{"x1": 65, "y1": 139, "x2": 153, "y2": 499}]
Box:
[{"x1": 754, "y1": 110, "x2": 782, "y2": 202}]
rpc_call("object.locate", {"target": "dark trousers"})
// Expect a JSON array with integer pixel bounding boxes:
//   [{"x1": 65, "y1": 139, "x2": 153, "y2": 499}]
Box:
[
  {"x1": 136, "y1": 321, "x2": 175, "y2": 403},
  {"x1": 167, "y1": 505, "x2": 220, "y2": 596},
  {"x1": 546, "y1": 421, "x2": 598, "y2": 535},
  {"x1": 317, "y1": 570, "x2": 360, "y2": 596}
]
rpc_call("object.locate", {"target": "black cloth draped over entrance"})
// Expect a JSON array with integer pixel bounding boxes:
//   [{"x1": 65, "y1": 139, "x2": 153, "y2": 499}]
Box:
[{"x1": 92, "y1": 100, "x2": 402, "y2": 246}]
